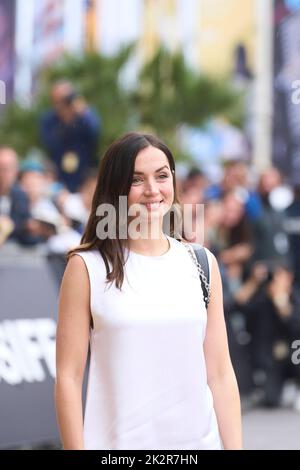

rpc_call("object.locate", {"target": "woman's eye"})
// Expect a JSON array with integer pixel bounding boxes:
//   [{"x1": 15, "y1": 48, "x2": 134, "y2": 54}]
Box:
[
  {"x1": 132, "y1": 173, "x2": 169, "y2": 185},
  {"x1": 158, "y1": 173, "x2": 168, "y2": 179},
  {"x1": 132, "y1": 177, "x2": 142, "y2": 184}
]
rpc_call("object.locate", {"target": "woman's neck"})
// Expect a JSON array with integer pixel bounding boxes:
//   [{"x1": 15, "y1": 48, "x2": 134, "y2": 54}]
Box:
[{"x1": 128, "y1": 234, "x2": 170, "y2": 256}]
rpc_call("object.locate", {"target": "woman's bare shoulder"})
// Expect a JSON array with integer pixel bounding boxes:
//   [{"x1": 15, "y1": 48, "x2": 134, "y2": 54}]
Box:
[{"x1": 61, "y1": 253, "x2": 90, "y2": 293}]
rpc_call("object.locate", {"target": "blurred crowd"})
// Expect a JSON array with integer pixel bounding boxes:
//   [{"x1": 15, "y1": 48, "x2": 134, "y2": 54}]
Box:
[
  {"x1": 0, "y1": 80, "x2": 100, "y2": 252},
  {"x1": 179, "y1": 162, "x2": 300, "y2": 410},
  {"x1": 1, "y1": 81, "x2": 300, "y2": 413},
  {"x1": 0, "y1": 146, "x2": 97, "y2": 252}
]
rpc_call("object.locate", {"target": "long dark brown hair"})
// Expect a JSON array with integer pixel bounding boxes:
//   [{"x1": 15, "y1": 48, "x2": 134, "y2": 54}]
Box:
[{"x1": 68, "y1": 132, "x2": 182, "y2": 289}]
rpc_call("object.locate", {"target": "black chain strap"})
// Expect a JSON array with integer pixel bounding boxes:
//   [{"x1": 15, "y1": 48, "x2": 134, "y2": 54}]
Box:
[{"x1": 184, "y1": 244, "x2": 211, "y2": 309}]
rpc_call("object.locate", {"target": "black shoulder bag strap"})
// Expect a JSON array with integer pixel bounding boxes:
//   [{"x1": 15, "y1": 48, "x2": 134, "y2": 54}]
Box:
[{"x1": 190, "y1": 243, "x2": 211, "y2": 309}]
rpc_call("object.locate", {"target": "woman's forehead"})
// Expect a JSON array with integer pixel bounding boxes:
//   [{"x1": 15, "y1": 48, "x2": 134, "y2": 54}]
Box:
[{"x1": 134, "y1": 146, "x2": 170, "y2": 171}]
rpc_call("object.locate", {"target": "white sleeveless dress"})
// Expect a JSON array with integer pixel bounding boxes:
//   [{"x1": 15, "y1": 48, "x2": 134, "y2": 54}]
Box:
[{"x1": 75, "y1": 235, "x2": 222, "y2": 450}]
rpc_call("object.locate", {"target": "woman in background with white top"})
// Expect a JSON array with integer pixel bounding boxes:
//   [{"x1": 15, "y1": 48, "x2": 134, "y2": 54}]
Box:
[{"x1": 55, "y1": 132, "x2": 242, "y2": 450}]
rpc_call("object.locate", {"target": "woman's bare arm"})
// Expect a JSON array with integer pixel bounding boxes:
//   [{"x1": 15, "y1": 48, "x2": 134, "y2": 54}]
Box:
[
  {"x1": 55, "y1": 254, "x2": 91, "y2": 450},
  {"x1": 204, "y1": 252, "x2": 243, "y2": 450}
]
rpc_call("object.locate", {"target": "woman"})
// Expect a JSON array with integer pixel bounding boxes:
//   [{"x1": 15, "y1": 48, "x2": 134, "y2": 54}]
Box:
[{"x1": 55, "y1": 132, "x2": 242, "y2": 450}]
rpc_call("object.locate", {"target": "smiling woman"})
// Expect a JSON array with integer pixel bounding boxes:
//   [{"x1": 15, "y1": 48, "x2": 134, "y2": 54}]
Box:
[
  {"x1": 127, "y1": 146, "x2": 175, "y2": 252},
  {"x1": 55, "y1": 132, "x2": 242, "y2": 450},
  {"x1": 68, "y1": 132, "x2": 181, "y2": 282}
]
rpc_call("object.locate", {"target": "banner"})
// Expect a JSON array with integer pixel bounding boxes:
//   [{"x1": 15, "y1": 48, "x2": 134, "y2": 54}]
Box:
[
  {"x1": 0, "y1": 249, "x2": 60, "y2": 448},
  {"x1": 0, "y1": 0, "x2": 16, "y2": 103},
  {"x1": 85, "y1": 0, "x2": 97, "y2": 51},
  {"x1": 273, "y1": 0, "x2": 300, "y2": 176},
  {"x1": 99, "y1": 0, "x2": 141, "y2": 55},
  {"x1": 33, "y1": 0, "x2": 65, "y2": 69},
  {"x1": 197, "y1": 0, "x2": 255, "y2": 75}
]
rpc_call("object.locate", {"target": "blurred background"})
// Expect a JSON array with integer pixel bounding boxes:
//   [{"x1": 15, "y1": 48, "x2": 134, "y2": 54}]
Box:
[{"x1": 1, "y1": 0, "x2": 300, "y2": 450}]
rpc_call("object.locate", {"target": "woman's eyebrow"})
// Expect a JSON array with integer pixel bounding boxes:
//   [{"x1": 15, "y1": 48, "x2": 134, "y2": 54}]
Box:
[{"x1": 133, "y1": 165, "x2": 169, "y2": 175}]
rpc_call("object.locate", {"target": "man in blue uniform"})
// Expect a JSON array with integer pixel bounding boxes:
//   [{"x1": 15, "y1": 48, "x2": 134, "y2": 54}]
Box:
[{"x1": 40, "y1": 80, "x2": 100, "y2": 193}]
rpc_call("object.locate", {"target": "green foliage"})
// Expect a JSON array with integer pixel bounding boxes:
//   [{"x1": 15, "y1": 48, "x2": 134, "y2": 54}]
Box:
[
  {"x1": 131, "y1": 48, "x2": 244, "y2": 156},
  {"x1": 0, "y1": 103, "x2": 40, "y2": 155},
  {"x1": 39, "y1": 45, "x2": 135, "y2": 151},
  {"x1": 0, "y1": 44, "x2": 244, "y2": 161},
  {"x1": 0, "y1": 46, "x2": 134, "y2": 158}
]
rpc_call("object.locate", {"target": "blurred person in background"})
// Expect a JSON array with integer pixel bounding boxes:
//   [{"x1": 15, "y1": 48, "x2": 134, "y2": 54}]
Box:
[
  {"x1": 258, "y1": 166, "x2": 282, "y2": 200},
  {"x1": 285, "y1": 173, "x2": 300, "y2": 285},
  {"x1": 205, "y1": 160, "x2": 262, "y2": 222},
  {"x1": 217, "y1": 189, "x2": 254, "y2": 296},
  {"x1": 0, "y1": 147, "x2": 33, "y2": 246},
  {"x1": 205, "y1": 190, "x2": 255, "y2": 395},
  {"x1": 253, "y1": 167, "x2": 290, "y2": 264},
  {"x1": 204, "y1": 197, "x2": 223, "y2": 253},
  {"x1": 182, "y1": 167, "x2": 208, "y2": 195},
  {"x1": 180, "y1": 167, "x2": 207, "y2": 243},
  {"x1": 57, "y1": 168, "x2": 98, "y2": 235},
  {"x1": 43, "y1": 157, "x2": 68, "y2": 201},
  {"x1": 19, "y1": 161, "x2": 64, "y2": 244},
  {"x1": 234, "y1": 260, "x2": 300, "y2": 409},
  {"x1": 18, "y1": 161, "x2": 81, "y2": 256},
  {"x1": 40, "y1": 80, "x2": 100, "y2": 193}
]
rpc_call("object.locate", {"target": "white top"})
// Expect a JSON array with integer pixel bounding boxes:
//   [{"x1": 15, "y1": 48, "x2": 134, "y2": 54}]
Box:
[{"x1": 76, "y1": 235, "x2": 222, "y2": 450}]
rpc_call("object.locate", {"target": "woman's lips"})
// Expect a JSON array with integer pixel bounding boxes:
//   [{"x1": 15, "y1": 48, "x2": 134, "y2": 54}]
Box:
[{"x1": 141, "y1": 201, "x2": 163, "y2": 211}]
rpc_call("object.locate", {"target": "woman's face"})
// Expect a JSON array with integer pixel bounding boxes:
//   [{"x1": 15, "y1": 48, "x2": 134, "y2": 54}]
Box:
[
  {"x1": 222, "y1": 193, "x2": 244, "y2": 227},
  {"x1": 127, "y1": 146, "x2": 174, "y2": 227},
  {"x1": 19, "y1": 171, "x2": 46, "y2": 204}
]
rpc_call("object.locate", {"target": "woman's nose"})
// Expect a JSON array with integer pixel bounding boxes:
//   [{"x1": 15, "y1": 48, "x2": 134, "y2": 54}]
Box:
[{"x1": 144, "y1": 179, "x2": 160, "y2": 195}]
